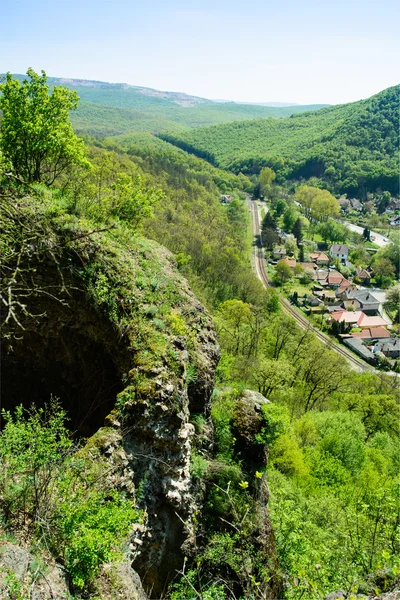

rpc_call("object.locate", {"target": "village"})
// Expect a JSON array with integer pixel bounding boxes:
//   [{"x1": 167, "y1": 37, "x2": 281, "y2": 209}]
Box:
[{"x1": 268, "y1": 237, "x2": 399, "y2": 370}]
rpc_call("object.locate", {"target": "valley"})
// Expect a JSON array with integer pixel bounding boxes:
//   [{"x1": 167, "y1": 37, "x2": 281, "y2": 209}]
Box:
[{"x1": 1, "y1": 69, "x2": 399, "y2": 600}]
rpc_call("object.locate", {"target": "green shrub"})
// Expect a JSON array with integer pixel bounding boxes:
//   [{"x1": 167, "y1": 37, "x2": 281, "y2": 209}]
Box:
[{"x1": 0, "y1": 402, "x2": 140, "y2": 593}]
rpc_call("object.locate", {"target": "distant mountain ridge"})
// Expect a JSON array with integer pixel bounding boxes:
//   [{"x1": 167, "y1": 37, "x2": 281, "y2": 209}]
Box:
[{"x1": 5, "y1": 73, "x2": 329, "y2": 136}]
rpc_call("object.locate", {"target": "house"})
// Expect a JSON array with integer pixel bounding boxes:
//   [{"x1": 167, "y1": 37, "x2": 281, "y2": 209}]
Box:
[
  {"x1": 349, "y1": 198, "x2": 363, "y2": 212},
  {"x1": 326, "y1": 271, "x2": 351, "y2": 288},
  {"x1": 389, "y1": 215, "x2": 400, "y2": 227},
  {"x1": 309, "y1": 252, "x2": 329, "y2": 266},
  {"x1": 331, "y1": 310, "x2": 362, "y2": 325},
  {"x1": 316, "y1": 270, "x2": 330, "y2": 286},
  {"x1": 220, "y1": 194, "x2": 233, "y2": 204},
  {"x1": 373, "y1": 338, "x2": 400, "y2": 358},
  {"x1": 330, "y1": 311, "x2": 387, "y2": 329},
  {"x1": 305, "y1": 295, "x2": 321, "y2": 307},
  {"x1": 343, "y1": 289, "x2": 385, "y2": 315},
  {"x1": 351, "y1": 327, "x2": 391, "y2": 340},
  {"x1": 343, "y1": 337, "x2": 376, "y2": 363},
  {"x1": 355, "y1": 266, "x2": 371, "y2": 284},
  {"x1": 330, "y1": 244, "x2": 349, "y2": 261},
  {"x1": 338, "y1": 197, "x2": 350, "y2": 212},
  {"x1": 273, "y1": 247, "x2": 287, "y2": 259},
  {"x1": 281, "y1": 257, "x2": 297, "y2": 269},
  {"x1": 336, "y1": 282, "x2": 356, "y2": 296},
  {"x1": 300, "y1": 262, "x2": 318, "y2": 271},
  {"x1": 343, "y1": 299, "x2": 361, "y2": 311},
  {"x1": 357, "y1": 314, "x2": 388, "y2": 329}
]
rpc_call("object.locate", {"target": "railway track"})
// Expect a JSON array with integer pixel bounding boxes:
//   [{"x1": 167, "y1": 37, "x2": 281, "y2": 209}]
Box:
[{"x1": 247, "y1": 196, "x2": 375, "y2": 373}]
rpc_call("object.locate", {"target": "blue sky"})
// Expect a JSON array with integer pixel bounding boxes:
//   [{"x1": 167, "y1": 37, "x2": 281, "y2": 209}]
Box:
[{"x1": 2, "y1": 0, "x2": 399, "y2": 104}]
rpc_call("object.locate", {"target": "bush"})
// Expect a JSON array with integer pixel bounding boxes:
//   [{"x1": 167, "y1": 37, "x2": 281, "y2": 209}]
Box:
[{"x1": 0, "y1": 402, "x2": 140, "y2": 592}]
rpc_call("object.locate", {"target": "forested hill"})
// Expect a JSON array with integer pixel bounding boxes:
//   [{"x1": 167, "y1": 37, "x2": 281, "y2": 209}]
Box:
[
  {"x1": 160, "y1": 84, "x2": 400, "y2": 198},
  {"x1": 7, "y1": 75, "x2": 328, "y2": 136}
]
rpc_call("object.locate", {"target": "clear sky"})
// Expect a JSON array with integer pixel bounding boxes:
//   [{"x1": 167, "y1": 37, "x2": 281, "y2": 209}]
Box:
[{"x1": 2, "y1": 0, "x2": 399, "y2": 105}]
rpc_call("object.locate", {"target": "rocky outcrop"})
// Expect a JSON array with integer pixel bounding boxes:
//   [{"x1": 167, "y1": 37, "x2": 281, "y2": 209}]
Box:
[{"x1": 1, "y1": 198, "x2": 220, "y2": 597}]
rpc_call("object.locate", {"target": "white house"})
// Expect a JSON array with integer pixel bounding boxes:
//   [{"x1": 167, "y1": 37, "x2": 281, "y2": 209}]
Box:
[{"x1": 330, "y1": 244, "x2": 349, "y2": 261}]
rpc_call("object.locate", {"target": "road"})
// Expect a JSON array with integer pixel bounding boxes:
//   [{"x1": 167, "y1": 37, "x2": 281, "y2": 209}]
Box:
[
  {"x1": 247, "y1": 195, "x2": 375, "y2": 373},
  {"x1": 341, "y1": 221, "x2": 390, "y2": 247}
]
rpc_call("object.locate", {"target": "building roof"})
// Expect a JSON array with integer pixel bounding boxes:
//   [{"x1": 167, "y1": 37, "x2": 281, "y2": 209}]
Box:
[
  {"x1": 357, "y1": 314, "x2": 388, "y2": 328},
  {"x1": 351, "y1": 327, "x2": 391, "y2": 339},
  {"x1": 327, "y1": 271, "x2": 351, "y2": 286},
  {"x1": 330, "y1": 244, "x2": 349, "y2": 255},
  {"x1": 283, "y1": 258, "x2": 297, "y2": 268},
  {"x1": 344, "y1": 289, "x2": 381, "y2": 305},
  {"x1": 331, "y1": 310, "x2": 363, "y2": 324},
  {"x1": 343, "y1": 299, "x2": 361, "y2": 310},
  {"x1": 301, "y1": 262, "x2": 317, "y2": 271},
  {"x1": 343, "y1": 337, "x2": 375, "y2": 360},
  {"x1": 337, "y1": 284, "x2": 357, "y2": 296},
  {"x1": 309, "y1": 252, "x2": 329, "y2": 262},
  {"x1": 355, "y1": 266, "x2": 371, "y2": 279}
]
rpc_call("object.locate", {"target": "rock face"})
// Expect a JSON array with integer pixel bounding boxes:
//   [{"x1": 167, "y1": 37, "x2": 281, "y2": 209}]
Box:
[
  {"x1": 0, "y1": 542, "x2": 70, "y2": 599},
  {"x1": 1, "y1": 200, "x2": 220, "y2": 598},
  {"x1": 118, "y1": 278, "x2": 220, "y2": 595}
]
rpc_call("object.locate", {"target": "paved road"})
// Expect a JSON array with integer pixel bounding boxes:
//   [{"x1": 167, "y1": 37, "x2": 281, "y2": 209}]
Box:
[{"x1": 341, "y1": 221, "x2": 390, "y2": 247}]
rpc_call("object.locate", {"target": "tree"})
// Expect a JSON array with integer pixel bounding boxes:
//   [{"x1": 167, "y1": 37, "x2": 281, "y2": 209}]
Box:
[
  {"x1": 292, "y1": 217, "x2": 304, "y2": 243},
  {"x1": 259, "y1": 167, "x2": 276, "y2": 187},
  {"x1": 0, "y1": 69, "x2": 88, "y2": 185},
  {"x1": 318, "y1": 219, "x2": 347, "y2": 243},
  {"x1": 296, "y1": 185, "x2": 340, "y2": 222},
  {"x1": 283, "y1": 207, "x2": 299, "y2": 232},
  {"x1": 275, "y1": 199, "x2": 287, "y2": 217},
  {"x1": 373, "y1": 257, "x2": 395, "y2": 284},
  {"x1": 275, "y1": 260, "x2": 292, "y2": 285},
  {"x1": 285, "y1": 238, "x2": 297, "y2": 257},
  {"x1": 385, "y1": 285, "x2": 400, "y2": 323},
  {"x1": 261, "y1": 210, "x2": 277, "y2": 231},
  {"x1": 262, "y1": 227, "x2": 280, "y2": 250}
]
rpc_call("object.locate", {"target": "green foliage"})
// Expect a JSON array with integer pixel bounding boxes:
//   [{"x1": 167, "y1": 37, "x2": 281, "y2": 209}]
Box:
[
  {"x1": 255, "y1": 403, "x2": 290, "y2": 447},
  {"x1": 0, "y1": 69, "x2": 88, "y2": 185},
  {"x1": 274, "y1": 260, "x2": 292, "y2": 285},
  {"x1": 162, "y1": 84, "x2": 400, "y2": 197},
  {"x1": 0, "y1": 403, "x2": 140, "y2": 593}
]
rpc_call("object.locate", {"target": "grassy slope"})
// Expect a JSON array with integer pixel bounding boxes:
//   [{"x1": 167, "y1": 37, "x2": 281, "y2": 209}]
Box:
[{"x1": 160, "y1": 84, "x2": 400, "y2": 196}]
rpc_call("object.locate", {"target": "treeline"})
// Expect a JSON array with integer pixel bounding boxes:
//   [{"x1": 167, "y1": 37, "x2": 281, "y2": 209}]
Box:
[{"x1": 160, "y1": 84, "x2": 400, "y2": 198}]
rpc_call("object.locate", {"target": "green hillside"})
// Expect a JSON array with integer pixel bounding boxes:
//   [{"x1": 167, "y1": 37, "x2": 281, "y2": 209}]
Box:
[
  {"x1": 7, "y1": 75, "x2": 327, "y2": 136},
  {"x1": 160, "y1": 84, "x2": 400, "y2": 197}
]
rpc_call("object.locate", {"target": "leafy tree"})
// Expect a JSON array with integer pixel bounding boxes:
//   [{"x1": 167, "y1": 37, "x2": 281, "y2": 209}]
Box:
[
  {"x1": 283, "y1": 207, "x2": 299, "y2": 232},
  {"x1": 0, "y1": 69, "x2": 88, "y2": 185},
  {"x1": 296, "y1": 185, "x2": 340, "y2": 222},
  {"x1": 274, "y1": 260, "x2": 292, "y2": 285},
  {"x1": 385, "y1": 285, "x2": 400, "y2": 322},
  {"x1": 275, "y1": 199, "x2": 287, "y2": 217},
  {"x1": 318, "y1": 219, "x2": 347, "y2": 243},
  {"x1": 216, "y1": 300, "x2": 254, "y2": 356},
  {"x1": 350, "y1": 245, "x2": 371, "y2": 267},
  {"x1": 259, "y1": 166, "x2": 276, "y2": 186},
  {"x1": 373, "y1": 257, "x2": 395, "y2": 284}
]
